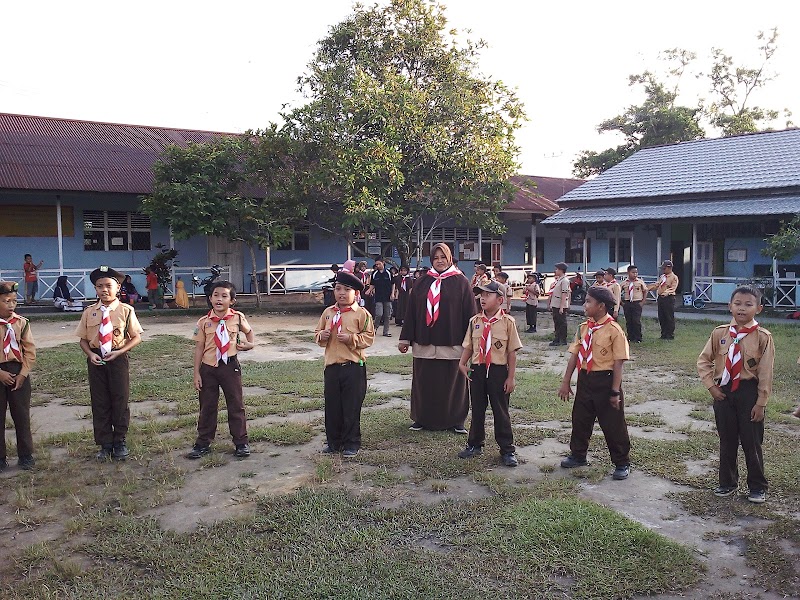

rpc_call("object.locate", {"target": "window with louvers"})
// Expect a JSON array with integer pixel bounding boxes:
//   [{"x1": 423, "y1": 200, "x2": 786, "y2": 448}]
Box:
[{"x1": 83, "y1": 210, "x2": 151, "y2": 251}]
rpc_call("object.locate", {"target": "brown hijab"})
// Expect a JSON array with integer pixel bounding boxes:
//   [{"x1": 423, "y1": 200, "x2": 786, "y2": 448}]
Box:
[{"x1": 430, "y1": 242, "x2": 454, "y2": 272}]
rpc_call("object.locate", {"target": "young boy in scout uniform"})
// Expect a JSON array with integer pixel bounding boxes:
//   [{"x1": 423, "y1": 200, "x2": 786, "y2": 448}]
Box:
[
  {"x1": 603, "y1": 268, "x2": 622, "y2": 320},
  {"x1": 187, "y1": 281, "x2": 255, "y2": 459},
  {"x1": 76, "y1": 267, "x2": 143, "y2": 460},
  {"x1": 558, "y1": 286, "x2": 631, "y2": 480},
  {"x1": 548, "y1": 262, "x2": 572, "y2": 346},
  {"x1": 495, "y1": 271, "x2": 513, "y2": 312},
  {"x1": 591, "y1": 270, "x2": 606, "y2": 288},
  {"x1": 0, "y1": 281, "x2": 36, "y2": 470},
  {"x1": 523, "y1": 273, "x2": 541, "y2": 333},
  {"x1": 458, "y1": 281, "x2": 522, "y2": 467},
  {"x1": 315, "y1": 270, "x2": 375, "y2": 458},
  {"x1": 621, "y1": 265, "x2": 648, "y2": 343},
  {"x1": 647, "y1": 260, "x2": 679, "y2": 339},
  {"x1": 697, "y1": 286, "x2": 774, "y2": 503}
]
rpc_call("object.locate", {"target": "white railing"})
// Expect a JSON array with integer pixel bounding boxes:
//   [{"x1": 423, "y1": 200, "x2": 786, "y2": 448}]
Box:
[
  {"x1": 0, "y1": 268, "x2": 93, "y2": 301},
  {"x1": 172, "y1": 265, "x2": 231, "y2": 297},
  {"x1": 258, "y1": 264, "x2": 333, "y2": 295},
  {"x1": 692, "y1": 275, "x2": 787, "y2": 308}
]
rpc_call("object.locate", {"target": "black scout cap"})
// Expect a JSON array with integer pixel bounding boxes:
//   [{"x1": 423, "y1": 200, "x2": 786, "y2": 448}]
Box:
[
  {"x1": 334, "y1": 270, "x2": 365, "y2": 292},
  {"x1": 554, "y1": 262, "x2": 569, "y2": 272},
  {"x1": 90, "y1": 266, "x2": 124, "y2": 285},
  {"x1": 473, "y1": 281, "x2": 505, "y2": 297},
  {"x1": 0, "y1": 281, "x2": 19, "y2": 295}
]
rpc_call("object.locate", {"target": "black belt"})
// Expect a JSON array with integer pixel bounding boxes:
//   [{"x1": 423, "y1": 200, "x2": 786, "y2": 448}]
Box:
[{"x1": 329, "y1": 360, "x2": 364, "y2": 367}]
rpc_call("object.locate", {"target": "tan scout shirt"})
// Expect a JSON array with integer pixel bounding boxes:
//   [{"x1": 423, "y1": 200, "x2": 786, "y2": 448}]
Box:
[
  {"x1": 697, "y1": 320, "x2": 775, "y2": 406},
  {"x1": 568, "y1": 314, "x2": 630, "y2": 371},
  {"x1": 651, "y1": 272, "x2": 679, "y2": 296},
  {"x1": 194, "y1": 310, "x2": 253, "y2": 367},
  {"x1": 462, "y1": 311, "x2": 523, "y2": 366},
  {"x1": 622, "y1": 278, "x2": 648, "y2": 302},
  {"x1": 548, "y1": 276, "x2": 571, "y2": 309},
  {"x1": 1, "y1": 312, "x2": 36, "y2": 378},
  {"x1": 606, "y1": 281, "x2": 622, "y2": 314},
  {"x1": 75, "y1": 299, "x2": 143, "y2": 350},
  {"x1": 315, "y1": 304, "x2": 375, "y2": 366}
]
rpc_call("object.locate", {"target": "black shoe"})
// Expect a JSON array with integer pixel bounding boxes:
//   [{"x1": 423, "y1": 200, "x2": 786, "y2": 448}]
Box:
[
  {"x1": 383, "y1": 332, "x2": 392, "y2": 337},
  {"x1": 747, "y1": 490, "x2": 766, "y2": 504},
  {"x1": 234, "y1": 444, "x2": 251, "y2": 458},
  {"x1": 112, "y1": 443, "x2": 129, "y2": 460},
  {"x1": 612, "y1": 464, "x2": 630, "y2": 480},
  {"x1": 321, "y1": 444, "x2": 339, "y2": 454},
  {"x1": 96, "y1": 446, "x2": 113, "y2": 461},
  {"x1": 409, "y1": 422, "x2": 423, "y2": 431},
  {"x1": 0, "y1": 458, "x2": 8, "y2": 471},
  {"x1": 548, "y1": 340, "x2": 560, "y2": 347},
  {"x1": 502, "y1": 453, "x2": 518, "y2": 467},
  {"x1": 714, "y1": 485, "x2": 737, "y2": 497},
  {"x1": 525, "y1": 327, "x2": 535, "y2": 333},
  {"x1": 560, "y1": 455, "x2": 588, "y2": 468},
  {"x1": 18, "y1": 456, "x2": 36, "y2": 470},
  {"x1": 342, "y1": 448, "x2": 359, "y2": 458},
  {"x1": 458, "y1": 445, "x2": 483, "y2": 459},
  {"x1": 186, "y1": 444, "x2": 211, "y2": 460}
]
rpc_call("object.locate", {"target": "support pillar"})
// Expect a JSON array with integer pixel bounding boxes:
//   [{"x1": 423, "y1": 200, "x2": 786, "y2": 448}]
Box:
[
  {"x1": 266, "y1": 245, "x2": 272, "y2": 296},
  {"x1": 530, "y1": 218, "x2": 537, "y2": 272},
  {"x1": 582, "y1": 228, "x2": 588, "y2": 274},
  {"x1": 691, "y1": 222, "x2": 698, "y2": 299},
  {"x1": 56, "y1": 195, "x2": 64, "y2": 274}
]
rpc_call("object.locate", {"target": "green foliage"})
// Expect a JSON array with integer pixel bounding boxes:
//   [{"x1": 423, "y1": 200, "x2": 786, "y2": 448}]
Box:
[
  {"x1": 283, "y1": 0, "x2": 525, "y2": 264},
  {"x1": 146, "y1": 244, "x2": 178, "y2": 291},
  {"x1": 762, "y1": 215, "x2": 800, "y2": 261}
]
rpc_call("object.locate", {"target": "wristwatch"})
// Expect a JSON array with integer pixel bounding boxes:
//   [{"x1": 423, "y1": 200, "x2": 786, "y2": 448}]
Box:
[{"x1": 609, "y1": 390, "x2": 621, "y2": 397}]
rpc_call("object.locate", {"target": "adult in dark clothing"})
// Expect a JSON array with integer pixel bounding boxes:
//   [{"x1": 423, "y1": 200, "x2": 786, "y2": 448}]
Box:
[
  {"x1": 393, "y1": 265, "x2": 413, "y2": 326},
  {"x1": 399, "y1": 243, "x2": 477, "y2": 432},
  {"x1": 370, "y1": 259, "x2": 394, "y2": 337}
]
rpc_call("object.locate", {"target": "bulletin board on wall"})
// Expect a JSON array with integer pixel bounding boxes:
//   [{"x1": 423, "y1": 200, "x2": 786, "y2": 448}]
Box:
[{"x1": 2, "y1": 205, "x2": 74, "y2": 237}]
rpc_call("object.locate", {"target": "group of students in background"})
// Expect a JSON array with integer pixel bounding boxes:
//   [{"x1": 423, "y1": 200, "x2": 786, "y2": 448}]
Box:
[{"x1": 1, "y1": 254, "x2": 797, "y2": 507}]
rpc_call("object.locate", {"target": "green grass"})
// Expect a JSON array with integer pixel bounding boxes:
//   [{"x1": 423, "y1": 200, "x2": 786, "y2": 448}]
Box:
[{"x1": 4, "y1": 487, "x2": 701, "y2": 600}]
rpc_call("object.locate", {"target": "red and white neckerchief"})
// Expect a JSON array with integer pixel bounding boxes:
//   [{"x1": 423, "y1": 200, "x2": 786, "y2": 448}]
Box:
[
  {"x1": 478, "y1": 310, "x2": 504, "y2": 373},
  {"x1": 658, "y1": 274, "x2": 668, "y2": 288},
  {"x1": 547, "y1": 276, "x2": 563, "y2": 296},
  {"x1": 577, "y1": 318, "x2": 612, "y2": 371},
  {"x1": 98, "y1": 305, "x2": 113, "y2": 358},
  {"x1": 208, "y1": 310, "x2": 234, "y2": 364},
  {"x1": 720, "y1": 321, "x2": 759, "y2": 391},
  {"x1": 400, "y1": 276, "x2": 409, "y2": 292},
  {"x1": 0, "y1": 315, "x2": 23, "y2": 362},
  {"x1": 330, "y1": 305, "x2": 353, "y2": 334},
  {"x1": 425, "y1": 266, "x2": 462, "y2": 327},
  {"x1": 627, "y1": 279, "x2": 636, "y2": 300}
]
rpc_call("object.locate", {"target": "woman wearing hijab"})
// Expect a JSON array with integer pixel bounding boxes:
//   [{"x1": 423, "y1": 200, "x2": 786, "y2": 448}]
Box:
[{"x1": 399, "y1": 243, "x2": 476, "y2": 432}]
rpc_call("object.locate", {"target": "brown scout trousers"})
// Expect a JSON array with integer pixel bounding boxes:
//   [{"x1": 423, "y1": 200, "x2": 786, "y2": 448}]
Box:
[
  {"x1": 713, "y1": 378, "x2": 768, "y2": 493},
  {"x1": 196, "y1": 357, "x2": 248, "y2": 447},
  {"x1": 0, "y1": 361, "x2": 34, "y2": 459},
  {"x1": 88, "y1": 351, "x2": 130, "y2": 447},
  {"x1": 570, "y1": 369, "x2": 630, "y2": 467},
  {"x1": 467, "y1": 363, "x2": 515, "y2": 455}
]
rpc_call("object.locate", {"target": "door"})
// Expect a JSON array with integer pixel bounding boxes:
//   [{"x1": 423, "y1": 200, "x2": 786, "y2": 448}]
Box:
[
  {"x1": 208, "y1": 237, "x2": 244, "y2": 292},
  {"x1": 695, "y1": 242, "x2": 713, "y2": 277}
]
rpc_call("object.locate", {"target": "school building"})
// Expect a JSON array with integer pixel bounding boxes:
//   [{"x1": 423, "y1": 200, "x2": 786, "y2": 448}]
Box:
[
  {"x1": 0, "y1": 112, "x2": 586, "y2": 299},
  {"x1": 541, "y1": 128, "x2": 800, "y2": 307}
]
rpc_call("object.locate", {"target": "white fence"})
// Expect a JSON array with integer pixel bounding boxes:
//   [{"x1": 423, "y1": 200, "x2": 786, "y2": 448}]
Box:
[{"x1": 693, "y1": 275, "x2": 793, "y2": 308}]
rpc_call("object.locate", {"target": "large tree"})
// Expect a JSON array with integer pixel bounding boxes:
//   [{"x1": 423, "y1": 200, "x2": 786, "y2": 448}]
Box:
[
  {"x1": 574, "y1": 31, "x2": 790, "y2": 178},
  {"x1": 141, "y1": 131, "x2": 304, "y2": 306},
  {"x1": 282, "y1": 0, "x2": 525, "y2": 266}
]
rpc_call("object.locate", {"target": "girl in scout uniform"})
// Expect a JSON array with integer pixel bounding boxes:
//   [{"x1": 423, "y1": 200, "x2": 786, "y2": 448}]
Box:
[
  {"x1": 558, "y1": 286, "x2": 631, "y2": 480},
  {"x1": 76, "y1": 267, "x2": 143, "y2": 460},
  {"x1": 697, "y1": 286, "x2": 774, "y2": 503},
  {"x1": 0, "y1": 281, "x2": 37, "y2": 470},
  {"x1": 187, "y1": 281, "x2": 255, "y2": 460},
  {"x1": 315, "y1": 271, "x2": 375, "y2": 458}
]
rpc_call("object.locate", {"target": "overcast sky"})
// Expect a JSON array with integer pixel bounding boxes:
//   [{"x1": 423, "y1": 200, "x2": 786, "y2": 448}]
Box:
[{"x1": 2, "y1": 0, "x2": 798, "y2": 178}]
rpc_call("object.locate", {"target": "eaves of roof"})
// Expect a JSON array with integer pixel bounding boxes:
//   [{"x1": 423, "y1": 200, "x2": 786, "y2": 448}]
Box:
[{"x1": 541, "y1": 195, "x2": 800, "y2": 226}]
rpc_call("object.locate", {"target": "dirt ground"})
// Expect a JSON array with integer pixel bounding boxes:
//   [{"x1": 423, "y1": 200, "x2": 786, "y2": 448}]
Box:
[{"x1": 4, "y1": 312, "x2": 795, "y2": 599}]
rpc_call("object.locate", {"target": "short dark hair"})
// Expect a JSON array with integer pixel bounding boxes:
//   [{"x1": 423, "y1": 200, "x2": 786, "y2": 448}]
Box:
[
  {"x1": 605, "y1": 267, "x2": 616, "y2": 276},
  {"x1": 587, "y1": 286, "x2": 615, "y2": 315},
  {"x1": 24, "y1": 254, "x2": 32, "y2": 259},
  {"x1": 730, "y1": 285, "x2": 762, "y2": 304},
  {"x1": 209, "y1": 280, "x2": 237, "y2": 300},
  {"x1": 496, "y1": 271, "x2": 509, "y2": 281},
  {"x1": 627, "y1": 265, "x2": 638, "y2": 272},
  {"x1": 475, "y1": 263, "x2": 487, "y2": 272}
]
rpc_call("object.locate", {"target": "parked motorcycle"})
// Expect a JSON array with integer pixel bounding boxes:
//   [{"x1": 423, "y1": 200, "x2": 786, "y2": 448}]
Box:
[
  {"x1": 192, "y1": 265, "x2": 222, "y2": 308},
  {"x1": 570, "y1": 271, "x2": 587, "y2": 305}
]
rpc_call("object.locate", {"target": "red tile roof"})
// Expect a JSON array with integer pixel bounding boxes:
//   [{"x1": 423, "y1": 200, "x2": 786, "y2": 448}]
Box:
[
  {"x1": 0, "y1": 113, "x2": 233, "y2": 194},
  {"x1": 506, "y1": 175, "x2": 585, "y2": 214}
]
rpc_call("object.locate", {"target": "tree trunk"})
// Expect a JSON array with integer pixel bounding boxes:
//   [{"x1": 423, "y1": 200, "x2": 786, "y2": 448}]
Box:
[{"x1": 248, "y1": 244, "x2": 261, "y2": 308}]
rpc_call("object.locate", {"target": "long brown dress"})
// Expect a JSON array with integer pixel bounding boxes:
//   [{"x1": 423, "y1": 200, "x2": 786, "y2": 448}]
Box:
[{"x1": 399, "y1": 269, "x2": 477, "y2": 430}]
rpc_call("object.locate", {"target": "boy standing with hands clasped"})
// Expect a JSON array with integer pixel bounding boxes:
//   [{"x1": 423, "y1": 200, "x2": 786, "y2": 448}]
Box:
[
  {"x1": 187, "y1": 282, "x2": 255, "y2": 459},
  {"x1": 0, "y1": 281, "x2": 36, "y2": 470},
  {"x1": 315, "y1": 270, "x2": 375, "y2": 458},
  {"x1": 458, "y1": 281, "x2": 522, "y2": 467},
  {"x1": 697, "y1": 286, "x2": 774, "y2": 503},
  {"x1": 76, "y1": 267, "x2": 142, "y2": 460},
  {"x1": 558, "y1": 286, "x2": 631, "y2": 480}
]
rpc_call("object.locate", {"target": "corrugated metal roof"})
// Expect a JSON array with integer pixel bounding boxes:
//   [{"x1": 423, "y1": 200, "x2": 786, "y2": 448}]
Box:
[
  {"x1": 559, "y1": 128, "x2": 800, "y2": 203},
  {"x1": 0, "y1": 113, "x2": 234, "y2": 194},
  {"x1": 541, "y1": 195, "x2": 800, "y2": 226},
  {"x1": 504, "y1": 175, "x2": 584, "y2": 214}
]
